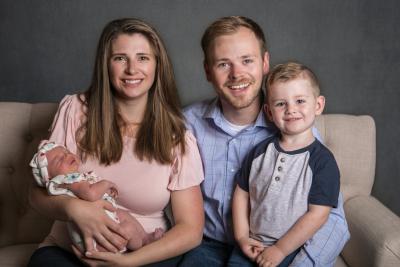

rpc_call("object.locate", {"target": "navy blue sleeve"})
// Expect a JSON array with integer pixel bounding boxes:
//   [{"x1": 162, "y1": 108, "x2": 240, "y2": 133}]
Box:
[
  {"x1": 235, "y1": 136, "x2": 275, "y2": 192},
  {"x1": 235, "y1": 146, "x2": 255, "y2": 192},
  {"x1": 308, "y1": 144, "x2": 340, "y2": 208}
]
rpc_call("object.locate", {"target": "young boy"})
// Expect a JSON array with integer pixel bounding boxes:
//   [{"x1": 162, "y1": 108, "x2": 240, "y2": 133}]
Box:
[
  {"x1": 230, "y1": 62, "x2": 343, "y2": 267},
  {"x1": 30, "y1": 140, "x2": 164, "y2": 252}
]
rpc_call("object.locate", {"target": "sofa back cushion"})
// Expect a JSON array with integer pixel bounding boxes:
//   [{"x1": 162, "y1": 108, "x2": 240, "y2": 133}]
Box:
[
  {"x1": 0, "y1": 102, "x2": 376, "y2": 246},
  {"x1": 0, "y1": 102, "x2": 57, "y2": 247},
  {"x1": 315, "y1": 114, "x2": 376, "y2": 202}
]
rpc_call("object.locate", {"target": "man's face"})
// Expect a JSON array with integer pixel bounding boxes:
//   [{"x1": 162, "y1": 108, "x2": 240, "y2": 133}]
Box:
[{"x1": 205, "y1": 27, "x2": 269, "y2": 111}]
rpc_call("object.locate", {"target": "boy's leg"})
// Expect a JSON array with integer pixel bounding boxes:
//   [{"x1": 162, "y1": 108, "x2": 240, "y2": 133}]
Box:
[
  {"x1": 289, "y1": 193, "x2": 350, "y2": 267},
  {"x1": 179, "y1": 236, "x2": 234, "y2": 267},
  {"x1": 226, "y1": 246, "x2": 256, "y2": 267}
]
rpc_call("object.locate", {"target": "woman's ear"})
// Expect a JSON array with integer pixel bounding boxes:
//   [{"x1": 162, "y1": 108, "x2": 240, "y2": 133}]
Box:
[{"x1": 315, "y1": 95, "x2": 325, "y2": 115}]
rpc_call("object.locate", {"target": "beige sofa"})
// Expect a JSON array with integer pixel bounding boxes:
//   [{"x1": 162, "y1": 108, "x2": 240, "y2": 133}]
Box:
[{"x1": 0, "y1": 102, "x2": 399, "y2": 267}]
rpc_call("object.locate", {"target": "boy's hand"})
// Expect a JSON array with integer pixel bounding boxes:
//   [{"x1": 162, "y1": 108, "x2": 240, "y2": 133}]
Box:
[
  {"x1": 238, "y1": 237, "x2": 264, "y2": 260},
  {"x1": 256, "y1": 245, "x2": 285, "y2": 267}
]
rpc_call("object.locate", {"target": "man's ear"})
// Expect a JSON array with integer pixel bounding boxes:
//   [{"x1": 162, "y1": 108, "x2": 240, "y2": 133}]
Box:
[
  {"x1": 262, "y1": 52, "x2": 270, "y2": 75},
  {"x1": 204, "y1": 60, "x2": 212, "y2": 82},
  {"x1": 263, "y1": 103, "x2": 273, "y2": 122},
  {"x1": 315, "y1": 95, "x2": 326, "y2": 115}
]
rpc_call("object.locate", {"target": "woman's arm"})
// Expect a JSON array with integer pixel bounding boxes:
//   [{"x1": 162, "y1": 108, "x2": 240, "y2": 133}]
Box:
[
  {"x1": 83, "y1": 185, "x2": 204, "y2": 267},
  {"x1": 29, "y1": 184, "x2": 127, "y2": 252}
]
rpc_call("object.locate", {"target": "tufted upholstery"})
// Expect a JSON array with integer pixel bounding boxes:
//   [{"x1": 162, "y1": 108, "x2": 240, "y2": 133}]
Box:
[{"x1": 0, "y1": 102, "x2": 399, "y2": 267}]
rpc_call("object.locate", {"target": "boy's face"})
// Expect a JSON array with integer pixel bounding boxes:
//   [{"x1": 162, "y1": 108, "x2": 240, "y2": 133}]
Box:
[
  {"x1": 265, "y1": 77, "x2": 325, "y2": 136},
  {"x1": 204, "y1": 27, "x2": 269, "y2": 111},
  {"x1": 46, "y1": 147, "x2": 80, "y2": 178}
]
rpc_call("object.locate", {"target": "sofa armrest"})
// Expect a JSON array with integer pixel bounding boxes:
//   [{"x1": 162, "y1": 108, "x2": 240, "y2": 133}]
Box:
[{"x1": 342, "y1": 195, "x2": 400, "y2": 267}]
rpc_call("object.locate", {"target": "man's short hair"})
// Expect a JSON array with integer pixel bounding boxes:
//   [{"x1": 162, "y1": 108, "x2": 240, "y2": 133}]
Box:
[{"x1": 201, "y1": 16, "x2": 267, "y2": 63}]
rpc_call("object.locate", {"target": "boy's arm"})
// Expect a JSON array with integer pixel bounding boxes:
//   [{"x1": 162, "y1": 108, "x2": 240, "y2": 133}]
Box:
[
  {"x1": 275, "y1": 204, "x2": 331, "y2": 256},
  {"x1": 62, "y1": 180, "x2": 117, "y2": 202},
  {"x1": 232, "y1": 185, "x2": 263, "y2": 260}
]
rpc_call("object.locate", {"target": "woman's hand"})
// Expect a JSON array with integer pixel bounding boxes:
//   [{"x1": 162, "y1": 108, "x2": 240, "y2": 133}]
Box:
[
  {"x1": 66, "y1": 197, "x2": 128, "y2": 252},
  {"x1": 72, "y1": 245, "x2": 131, "y2": 267}
]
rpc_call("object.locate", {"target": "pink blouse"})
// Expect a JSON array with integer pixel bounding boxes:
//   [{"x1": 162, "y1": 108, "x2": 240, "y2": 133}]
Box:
[{"x1": 41, "y1": 94, "x2": 204, "y2": 247}]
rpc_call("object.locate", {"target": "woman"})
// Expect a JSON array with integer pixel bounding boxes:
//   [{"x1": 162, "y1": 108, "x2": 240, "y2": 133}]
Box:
[{"x1": 28, "y1": 18, "x2": 204, "y2": 267}]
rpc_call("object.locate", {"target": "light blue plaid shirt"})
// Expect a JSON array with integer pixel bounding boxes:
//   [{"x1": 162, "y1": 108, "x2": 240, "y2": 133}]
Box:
[
  {"x1": 184, "y1": 98, "x2": 278, "y2": 243},
  {"x1": 184, "y1": 97, "x2": 350, "y2": 264}
]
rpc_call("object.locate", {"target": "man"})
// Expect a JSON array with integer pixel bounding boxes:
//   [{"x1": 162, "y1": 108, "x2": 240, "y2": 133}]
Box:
[{"x1": 181, "y1": 16, "x2": 349, "y2": 266}]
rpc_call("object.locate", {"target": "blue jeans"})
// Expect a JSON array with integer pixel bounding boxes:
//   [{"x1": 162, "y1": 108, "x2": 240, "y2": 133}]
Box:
[
  {"x1": 28, "y1": 246, "x2": 182, "y2": 267},
  {"x1": 227, "y1": 246, "x2": 300, "y2": 267},
  {"x1": 179, "y1": 236, "x2": 234, "y2": 266}
]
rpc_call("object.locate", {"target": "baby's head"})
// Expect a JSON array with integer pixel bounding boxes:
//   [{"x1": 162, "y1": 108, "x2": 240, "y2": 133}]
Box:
[
  {"x1": 264, "y1": 62, "x2": 325, "y2": 135},
  {"x1": 30, "y1": 140, "x2": 80, "y2": 187}
]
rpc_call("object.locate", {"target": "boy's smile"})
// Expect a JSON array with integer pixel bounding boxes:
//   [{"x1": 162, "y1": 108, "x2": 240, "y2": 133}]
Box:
[{"x1": 266, "y1": 77, "x2": 325, "y2": 138}]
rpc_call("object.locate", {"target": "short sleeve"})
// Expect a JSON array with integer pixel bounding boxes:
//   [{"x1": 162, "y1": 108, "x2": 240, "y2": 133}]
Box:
[
  {"x1": 308, "y1": 148, "x2": 340, "y2": 208},
  {"x1": 48, "y1": 94, "x2": 84, "y2": 155},
  {"x1": 167, "y1": 131, "x2": 204, "y2": 190}
]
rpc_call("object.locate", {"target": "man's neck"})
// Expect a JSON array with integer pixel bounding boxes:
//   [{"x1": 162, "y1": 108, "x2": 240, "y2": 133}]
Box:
[{"x1": 220, "y1": 97, "x2": 262, "y2": 126}]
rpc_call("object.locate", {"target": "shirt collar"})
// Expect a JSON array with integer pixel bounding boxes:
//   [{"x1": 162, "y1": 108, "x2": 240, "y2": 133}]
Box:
[{"x1": 203, "y1": 97, "x2": 276, "y2": 131}]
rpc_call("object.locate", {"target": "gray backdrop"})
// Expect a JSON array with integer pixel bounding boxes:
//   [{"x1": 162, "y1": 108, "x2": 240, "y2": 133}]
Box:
[{"x1": 1, "y1": 0, "x2": 399, "y2": 216}]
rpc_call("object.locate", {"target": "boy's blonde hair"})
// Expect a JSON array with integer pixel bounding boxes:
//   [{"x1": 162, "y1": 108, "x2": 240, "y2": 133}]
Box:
[{"x1": 265, "y1": 62, "x2": 321, "y2": 98}]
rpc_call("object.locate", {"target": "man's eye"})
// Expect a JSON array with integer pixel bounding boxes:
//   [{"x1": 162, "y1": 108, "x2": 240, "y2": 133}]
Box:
[
  {"x1": 243, "y1": 59, "x2": 253, "y2": 64},
  {"x1": 217, "y1": 62, "x2": 230, "y2": 69},
  {"x1": 297, "y1": 99, "x2": 306, "y2": 104}
]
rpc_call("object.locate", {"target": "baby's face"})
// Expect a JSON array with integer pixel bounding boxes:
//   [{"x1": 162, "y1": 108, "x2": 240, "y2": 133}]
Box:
[{"x1": 46, "y1": 147, "x2": 80, "y2": 178}]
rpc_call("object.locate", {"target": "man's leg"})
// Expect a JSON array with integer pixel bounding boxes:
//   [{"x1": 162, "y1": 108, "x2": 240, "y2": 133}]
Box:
[
  {"x1": 179, "y1": 236, "x2": 234, "y2": 267},
  {"x1": 226, "y1": 246, "x2": 256, "y2": 267}
]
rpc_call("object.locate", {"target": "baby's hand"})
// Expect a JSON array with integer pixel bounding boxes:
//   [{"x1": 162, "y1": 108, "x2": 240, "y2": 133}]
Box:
[
  {"x1": 109, "y1": 185, "x2": 118, "y2": 199},
  {"x1": 256, "y1": 245, "x2": 285, "y2": 267}
]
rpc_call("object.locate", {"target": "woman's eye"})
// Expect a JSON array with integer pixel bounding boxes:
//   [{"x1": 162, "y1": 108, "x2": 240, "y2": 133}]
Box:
[
  {"x1": 113, "y1": 56, "x2": 126, "y2": 62},
  {"x1": 138, "y1": 56, "x2": 149, "y2": 61}
]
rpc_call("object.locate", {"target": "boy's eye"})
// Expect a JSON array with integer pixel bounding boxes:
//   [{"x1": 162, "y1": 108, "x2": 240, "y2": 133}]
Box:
[{"x1": 275, "y1": 102, "x2": 285, "y2": 107}]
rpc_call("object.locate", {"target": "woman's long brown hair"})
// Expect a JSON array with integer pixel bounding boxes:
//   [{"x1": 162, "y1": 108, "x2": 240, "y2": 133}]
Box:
[{"x1": 77, "y1": 18, "x2": 186, "y2": 165}]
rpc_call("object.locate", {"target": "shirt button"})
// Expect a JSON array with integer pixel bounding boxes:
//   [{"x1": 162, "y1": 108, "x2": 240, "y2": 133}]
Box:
[
  {"x1": 231, "y1": 168, "x2": 236, "y2": 172},
  {"x1": 278, "y1": 166, "x2": 283, "y2": 171},
  {"x1": 275, "y1": 176, "x2": 280, "y2": 181},
  {"x1": 280, "y1": 157, "x2": 285, "y2": 163}
]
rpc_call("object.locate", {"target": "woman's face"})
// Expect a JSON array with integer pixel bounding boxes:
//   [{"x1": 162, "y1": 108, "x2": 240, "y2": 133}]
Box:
[{"x1": 108, "y1": 33, "x2": 157, "y2": 105}]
